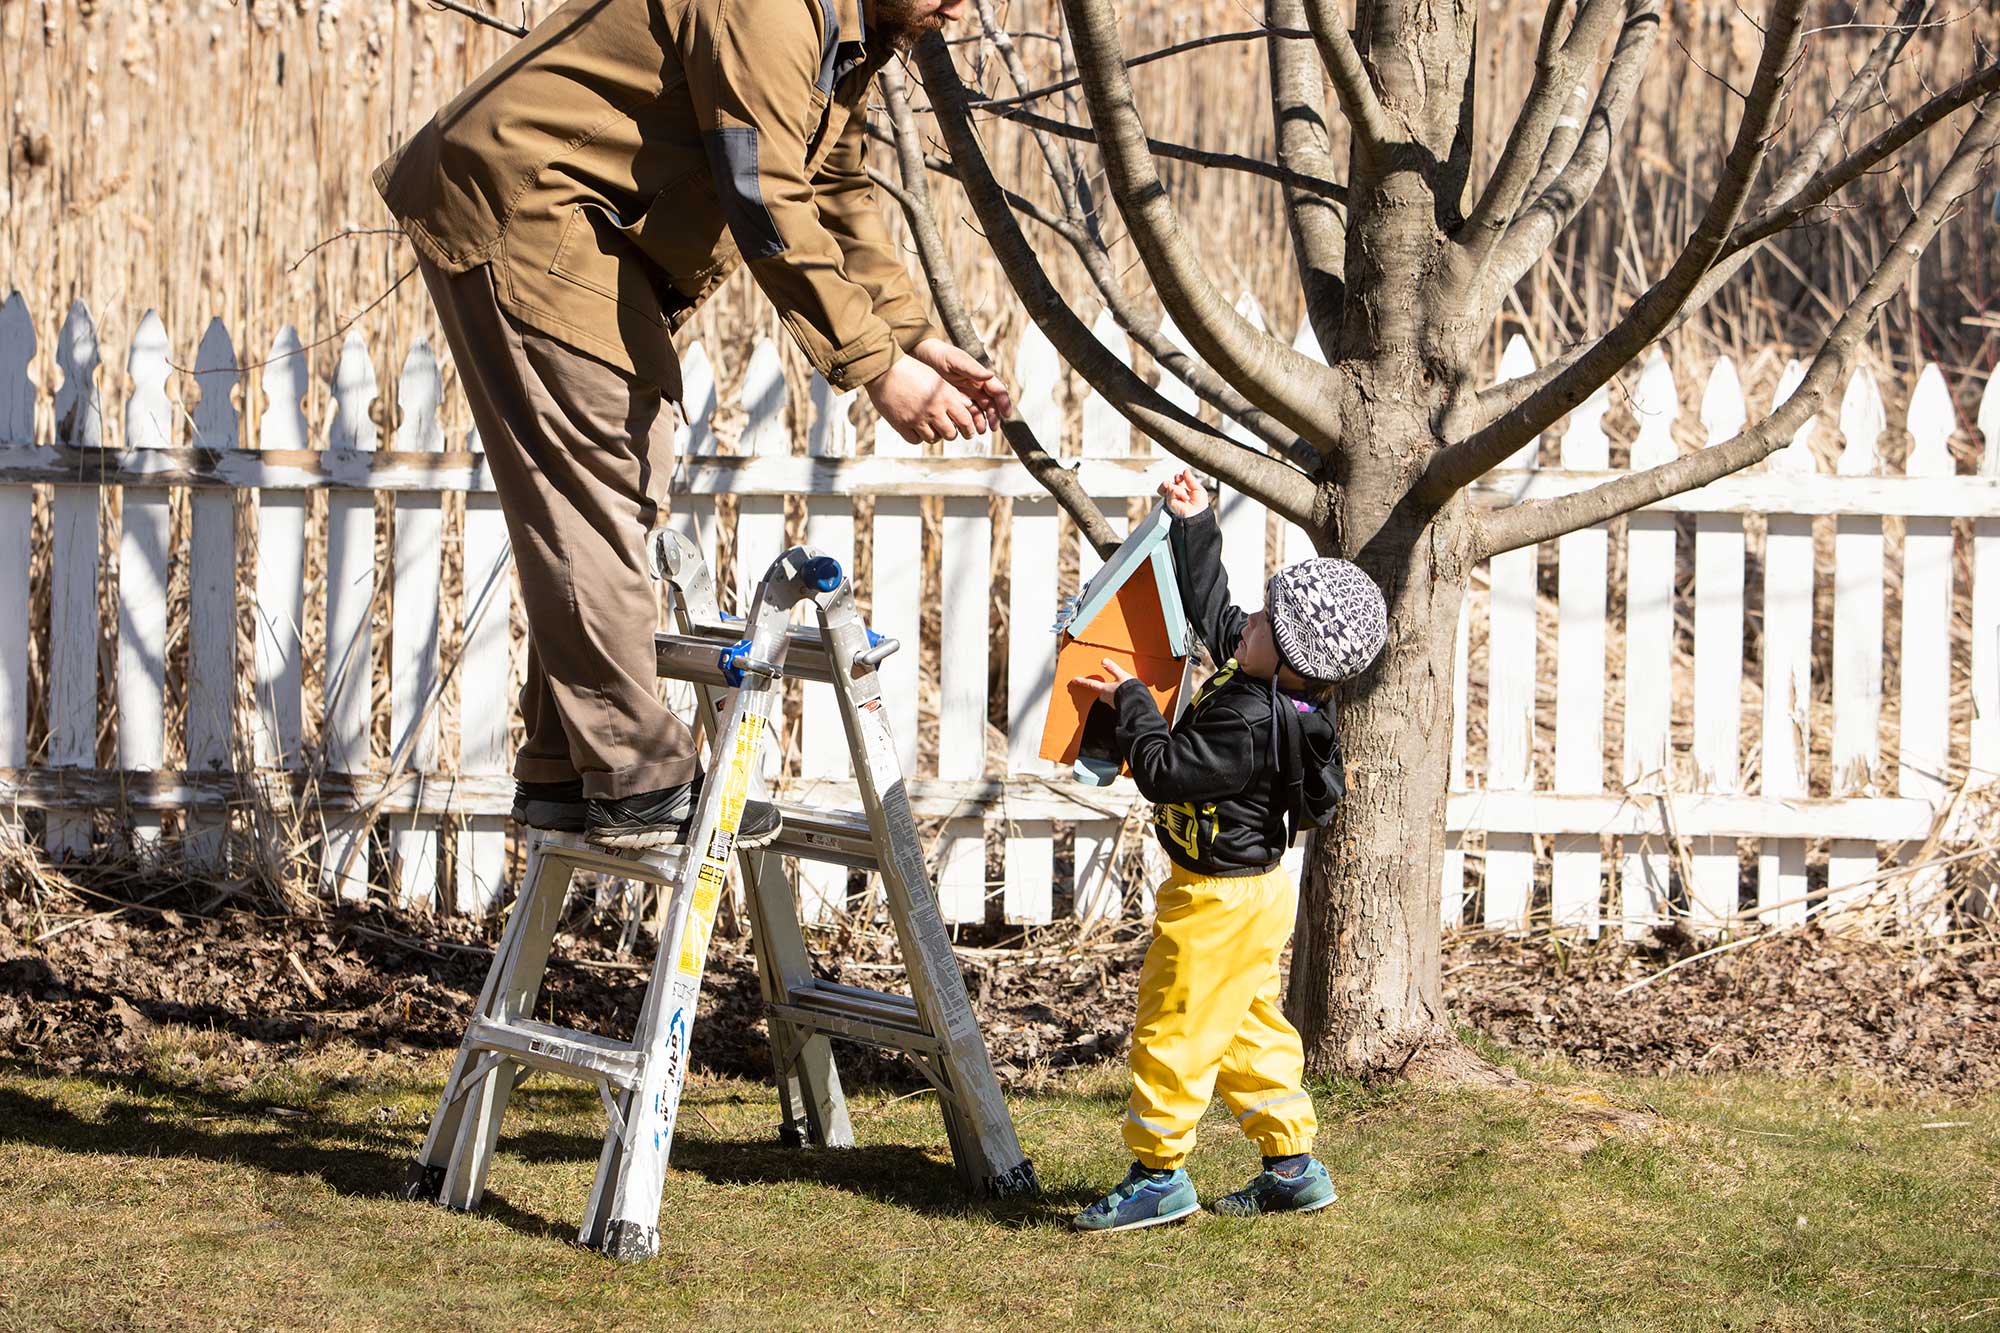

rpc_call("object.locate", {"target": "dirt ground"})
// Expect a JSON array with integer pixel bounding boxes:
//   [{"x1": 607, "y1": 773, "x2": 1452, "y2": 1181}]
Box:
[{"x1": 2, "y1": 888, "x2": 1996, "y2": 1094}]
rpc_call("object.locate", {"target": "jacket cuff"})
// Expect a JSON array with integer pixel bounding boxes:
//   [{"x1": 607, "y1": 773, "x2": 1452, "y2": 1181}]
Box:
[
  {"x1": 817, "y1": 333, "x2": 896, "y2": 391},
  {"x1": 896, "y1": 322, "x2": 947, "y2": 355}
]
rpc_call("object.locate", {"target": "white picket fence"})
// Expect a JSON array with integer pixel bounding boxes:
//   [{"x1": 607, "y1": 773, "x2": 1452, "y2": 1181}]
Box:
[{"x1": 2, "y1": 287, "x2": 1997, "y2": 935}]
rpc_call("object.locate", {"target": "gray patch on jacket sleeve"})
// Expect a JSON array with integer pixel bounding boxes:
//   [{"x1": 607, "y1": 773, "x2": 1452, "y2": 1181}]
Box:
[
  {"x1": 814, "y1": 0, "x2": 840, "y2": 92},
  {"x1": 702, "y1": 127, "x2": 786, "y2": 261}
]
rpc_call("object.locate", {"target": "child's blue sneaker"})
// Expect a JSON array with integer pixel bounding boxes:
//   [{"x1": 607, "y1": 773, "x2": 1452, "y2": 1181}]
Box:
[
  {"x1": 1072, "y1": 1162, "x2": 1201, "y2": 1233},
  {"x1": 1211, "y1": 1157, "x2": 1338, "y2": 1217}
]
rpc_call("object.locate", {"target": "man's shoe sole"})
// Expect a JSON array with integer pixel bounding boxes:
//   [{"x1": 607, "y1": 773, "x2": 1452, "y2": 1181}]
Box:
[
  {"x1": 1073, "y1": 1202, "x2": 1201, "y2": 1234},
  {"x1": 512, "y1": 803, "x2": 587, "y2": 834},
  {"x1": 587, "y1": 823, "x2": 784, "y2": 852}
]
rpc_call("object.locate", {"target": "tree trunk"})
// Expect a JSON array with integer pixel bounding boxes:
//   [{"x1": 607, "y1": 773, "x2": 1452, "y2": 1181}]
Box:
[{"x1": 1287, "y1": 498, "x2": 1488, "y2": 1080}]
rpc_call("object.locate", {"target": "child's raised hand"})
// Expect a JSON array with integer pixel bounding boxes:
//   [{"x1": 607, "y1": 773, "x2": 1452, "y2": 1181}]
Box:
[
  {"x1": 1073, "y1": 657, "x2": 1137, "y2": 703},
  {"x1": 1158, "y1": 469, "x2": 1210, "y2": 518}
]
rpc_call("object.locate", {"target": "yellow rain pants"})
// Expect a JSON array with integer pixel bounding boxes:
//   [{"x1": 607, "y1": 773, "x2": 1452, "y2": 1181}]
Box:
[{"x1": 1123, "y1": 861, "x2": 1317, "y2": 1170}]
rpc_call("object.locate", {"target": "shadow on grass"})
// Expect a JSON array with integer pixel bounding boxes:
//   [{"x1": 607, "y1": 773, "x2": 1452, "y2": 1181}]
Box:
[{"x1": 0, "y1": 1064, "x2": 1096, "y2": 1236}]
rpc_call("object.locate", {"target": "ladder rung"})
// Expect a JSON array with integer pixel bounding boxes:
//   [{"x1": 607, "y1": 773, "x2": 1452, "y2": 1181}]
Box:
[
  {"x1": 767, "y1": 999, "x2": 941, "y2": 1057},
  {"x1": 466, "y1": 1017, "x2": 644, "y2": 1089},
  {"x1": 656, "y1": 628, "x2": 840, "y2": 686},
  {"x1": 765, "y1": 803, "x2": 881, "y2": 870},
  {"x1": 532, "y1": 831, "x2": 691, "y2": 884}
]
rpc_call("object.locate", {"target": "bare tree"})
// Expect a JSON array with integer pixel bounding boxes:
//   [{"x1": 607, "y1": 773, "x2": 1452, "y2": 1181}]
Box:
[{"x1": 883, "y1": 1, "x2": 2000, "y2": 1079}]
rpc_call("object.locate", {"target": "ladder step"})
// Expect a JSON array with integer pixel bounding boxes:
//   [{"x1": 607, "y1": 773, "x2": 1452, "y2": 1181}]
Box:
[
  {"x1": 766, "y1": 803, "x2": 881, "y2": 870},
  {"x1": 532, "y1": 831, "x2": 690, "y2": 884},
  {"x1": 773, "y1": 981, "x2": 938, "y2": 1055},
  {"x1": 466, "y1": 1017, "x2": 644, "y2": 1089}
]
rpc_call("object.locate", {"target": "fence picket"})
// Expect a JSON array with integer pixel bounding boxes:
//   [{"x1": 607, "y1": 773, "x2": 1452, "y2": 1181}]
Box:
[
  {"x1": 938, "y1": 410, "x2": 994, "y2": 926},
  {"x1": 1006, "y1": 325, "x2": 1062, "y2": 923},
  {"x1": 1830, "y1": 365, "x2": 1887, "y2": 911},
  {"x1": 48, "y1": 301, "x2": 104, "y2": 859},
  {"x1": 798, "y1": 373, "x2": 857, "y2": 921},
  {"x1": 1898, "y1": 364, "x2": 1955, "y2": 931},
  {"x1": 254, "y1": 326, "x2": 310, "y2": 774},
  {"x1": 389, "y1": 341, "x2": 445, "y2": 909},
  {"x1": 457, "y1": 418, "x2": 512, "y2": 916},
  {"x1": 1074, "y1": 315, "x2": 1136, "y2": 920},
  {"x1": 322, "y1": 331, "x2": 379, "y2": 900},
  {"x1": 1974, "y1": 373, "x2": 2000, "y2": 919},
  {"x1": 671, "y1": 341, "x2": 722, "y2": 585},
  {"x1": 1553, "y1": 384, "x2": 1611, "y2": 933},
  {"x1": 1485, "y1": 334, "x2": 1540, "y2": 931},
  {"x1": 1758, "y1": 361, "x2": 1814, "y2": 924},
  {"x1": 1216, "y1": 294, "x2": 1271, "y2": 607},
  {"x1": 0, "y1": 294, "x2": 34, "y2": 815},
  {"x1": 870, "y1": 412, "x2": 923, "y2": 779},
  {"x1": 1690, "y1": 357, "x2": 1747, "y2": 930},
  {"x1": 1620, "y1": 349, "x2": 1679, "y2": 937},
  {"x1": 186, "y1": 320, "x2": 239, "y2": 869},
  {"x1": 116, "y1": 310, "x2": 174, "y2": 853}
]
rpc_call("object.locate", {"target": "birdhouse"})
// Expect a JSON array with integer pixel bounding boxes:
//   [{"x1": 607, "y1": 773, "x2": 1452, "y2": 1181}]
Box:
[{"x1": 1039, "y1": 501, "x2": 1194, "y2": 785}]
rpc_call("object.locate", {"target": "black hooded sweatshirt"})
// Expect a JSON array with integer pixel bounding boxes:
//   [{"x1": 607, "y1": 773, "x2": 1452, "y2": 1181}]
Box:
[{"x1": 1110, "y1": 507, "x2": 1345, "y2": 877}]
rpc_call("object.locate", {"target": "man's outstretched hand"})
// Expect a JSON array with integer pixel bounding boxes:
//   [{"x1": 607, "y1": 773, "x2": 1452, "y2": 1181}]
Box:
[{"x1": 866, "y1": 339, "x2": 1012, "y2": 444}]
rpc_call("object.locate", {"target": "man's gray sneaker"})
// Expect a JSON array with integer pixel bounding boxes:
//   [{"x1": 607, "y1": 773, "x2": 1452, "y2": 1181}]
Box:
[
  {"x1": 511, "y1": 778, "x2": 587, "y2": 832},
  {"x1": 586, "y1": 777, "x2": 783, "y2": 850}
]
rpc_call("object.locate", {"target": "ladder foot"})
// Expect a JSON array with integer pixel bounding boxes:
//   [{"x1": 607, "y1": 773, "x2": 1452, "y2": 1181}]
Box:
[
  {"x1": 985, "y1": 1158, "x2": 1041, "y2": 1199},
  {"x1": 402, "y1": 1162, "x2": 447, "y2": 1205},
  {"x1": 777, "y1": 1115, "x2": 810, "y2": 1149},
  {"x1": 599, "y1": 1219, "x2": 661, "y2": 1262}
]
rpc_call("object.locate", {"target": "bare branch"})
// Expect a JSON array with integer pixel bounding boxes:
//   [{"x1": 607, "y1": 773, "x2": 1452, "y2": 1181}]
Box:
[
  {"x1": 973, "y1": 0, "x2": 1099, "y2": 243},
  {"x1": 1759, "y1": 0, "x2": 1931, "y2": 211},
  {"x1": 1058, "y1": 0, "x2": 1344, "y2": 456},
  {"x1": 1424, "y1": 0, "x2": 1808, "y2": 500},
  {"x1": 874, "y1": 64, "x2": 1122, "y2": 556},
  {"x1": 979, "y1": 104, "x2": 1349, "y2": 202},
  {"x1": 1458, "y1": 0, "x2": 1627, "y2": 264},
  {"x1": 1483, "y1": 0, "x2": 1664, "y2": 294},
  {"x1": 970, "y1": 26, "x2": 1313, "y2": 112},
  {"x1": 1267, "y1": 0, "x2": 1346, "y2": 348},
  {"x1": 1299, "y1": 0, "x2": 1396, "y2": 158},
  {"x1": 911, "y1": 33, "x2": 1322, "y2": 529},
  {"x1": 1460, "y1": 54, "x2": 2000, "y2": 438},
  {"x1": 1477, "y1": 94, "x2": 2000, "y2": 558},
  {"x1": 425, "y1": 0, "x2": 527, "y2": 38}
]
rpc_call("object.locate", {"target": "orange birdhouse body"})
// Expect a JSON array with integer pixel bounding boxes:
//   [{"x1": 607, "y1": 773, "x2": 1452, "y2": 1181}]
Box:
[{"x1": 1038, "y1": 503, "x2": 1193, "y2": 783}]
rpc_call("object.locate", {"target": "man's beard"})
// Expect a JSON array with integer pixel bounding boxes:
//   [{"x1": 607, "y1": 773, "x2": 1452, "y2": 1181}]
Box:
[{"x1": 872, "y1": 0, "x2": 945, "y2": 53}]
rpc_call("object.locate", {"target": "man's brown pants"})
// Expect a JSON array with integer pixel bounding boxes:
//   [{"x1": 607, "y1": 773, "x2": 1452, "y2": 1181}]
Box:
[{"x1": 420, "y1": 259, "x2": 698, "y2": 799}]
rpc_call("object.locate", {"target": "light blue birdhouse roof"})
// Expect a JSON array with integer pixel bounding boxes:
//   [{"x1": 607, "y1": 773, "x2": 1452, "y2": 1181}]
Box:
[{"x1": 1054, "y1": 499, "x2": 1192, "y2": 657}]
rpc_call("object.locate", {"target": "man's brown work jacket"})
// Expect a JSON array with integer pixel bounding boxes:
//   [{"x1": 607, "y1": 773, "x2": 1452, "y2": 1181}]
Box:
[{"x1": 374, "y1": 0, "x2": 943, "y2": 400}]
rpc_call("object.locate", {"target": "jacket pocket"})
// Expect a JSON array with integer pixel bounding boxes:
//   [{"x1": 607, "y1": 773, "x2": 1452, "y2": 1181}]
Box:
[{"x1": 548, "y1": 201, "x2": 669, "y2": 326}]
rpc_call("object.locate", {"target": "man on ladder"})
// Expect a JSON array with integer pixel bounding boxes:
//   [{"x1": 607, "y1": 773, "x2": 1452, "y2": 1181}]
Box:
[{"x1": 375, "y1": 0, "x2": 1011, "y2": 848}]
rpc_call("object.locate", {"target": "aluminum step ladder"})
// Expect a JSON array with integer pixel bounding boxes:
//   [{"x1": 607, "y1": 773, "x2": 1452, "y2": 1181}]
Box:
[{"x1": 404, "y1": 537, "x2": 1038, "y2": 1260}]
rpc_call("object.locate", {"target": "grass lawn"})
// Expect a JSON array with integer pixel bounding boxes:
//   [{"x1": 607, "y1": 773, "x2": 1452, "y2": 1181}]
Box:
[{"x1": 0, "y1": 1037, "x2": 1995, "y2": 1331}]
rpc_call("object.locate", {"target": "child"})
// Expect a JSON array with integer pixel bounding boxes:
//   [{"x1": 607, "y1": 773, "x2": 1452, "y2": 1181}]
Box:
[{"x1": 1069, "y1": 469, "x2": 1387, "y2": 1232}]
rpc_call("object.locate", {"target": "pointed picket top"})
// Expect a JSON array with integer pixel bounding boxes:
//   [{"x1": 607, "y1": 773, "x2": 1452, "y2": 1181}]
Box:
[
  {"x1": 738, "y1": 337, "x2": 788, "y2": 457},
  {"x1": 1699, "y1": 355, "x2": 1745, "y2": 448},
  {"x1": 1089, "y1": 305, "x2": 1127, "y2": 360},
  {"x1": 1766, "y1": 358, "x2": 1816, "y2": 475},
  {"x1": 393, "y1": 339, "x2": 444, "y2": 454},
  {"x1": 1234, "y1": 290, "x2": 1268, "y2": 333},
  {"x1": 680, "y1": 339, "x2": 718, "y2": 456},
  {"x1": 1495, "y1": 332, "x2": 1536, "y2": 384},
  {"x1": 1560, "y1": 383, "x2": 1611, "y2": 470},
  {"x1": 328, "y1": 331, "x2": 379, "y2": 452},
  {"x1": 123, "y1": 308, "x2": 174, "y2": 450},
  {"x1": 1154, "y1": 310, "x2": 1200, "y2": 416},
  {"x1": 1082, "y1": 307, "x2": 1133, "y2": 455},
  {"x1": 260, "y1": 325, "x2": 309, "y2": 451},
  {"x1": 1980, "y1": 362, "x2": 2000, "y2": 477},
  {"x1": 191, "y1": 318, "x2": 241, "y2": 450},
  {"x1": 53, "y1": 299, "x2": 104, "y2": 448},
  {"x1": 806, "y1": 372, "x2": 856, "y2": 458},
  {"x1": 1494, "y1": 335, "x2": 1539, "y2": 469},
  {"x1": 1629, "y1": 348, "x2": 1679, "y2": 469},
  {"x1": 0, "y1": 291, "x2": 35, "y2": 444},
  {"x1": 1292, "y1": 315, "x2": 1325, "y2": 364},
  {"x1": 1836, "y1": 363, "x2": 1884, "y2": 477},
  {"x1": 1904, "y1": 362, "x2": 1954, "y2": 478}
]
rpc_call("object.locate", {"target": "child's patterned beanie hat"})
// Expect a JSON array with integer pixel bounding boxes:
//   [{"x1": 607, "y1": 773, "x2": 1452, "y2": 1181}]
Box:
[{"x1": 1266, "y1": 558, "x2": 1388, "y2": 683}]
